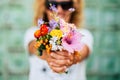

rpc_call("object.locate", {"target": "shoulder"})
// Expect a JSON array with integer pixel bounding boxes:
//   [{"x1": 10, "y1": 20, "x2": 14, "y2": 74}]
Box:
[
  {"x1": 78, "y1": 29, "x2": 93, "y2": 37},
  {"x1": 24, "y1": 26, "x2": 39, "y2": 51},
  {"x1": 77, "y1": 28, "x2": 94, "y2": 53},
  {"x1": 25, "y1": 26, "x2": 39, "y2": 34},
  {"x1": 24, "y1": 26, "x2": 39, "y2": 39},
  {"x1": 77, "y1": 28, "x2": 93, "y2": 41}
]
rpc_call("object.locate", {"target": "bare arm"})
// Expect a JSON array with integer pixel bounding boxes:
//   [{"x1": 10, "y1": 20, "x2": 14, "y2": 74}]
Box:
[
  {"x1": 73, "y1": 44, "x2": 90, "y2": 64},
  {"x1": 28, "y1": 40, "x2": 36, "y2": 55},
  {"x1": 28, "y1": 40, "x2": 90, "y2": 73}
]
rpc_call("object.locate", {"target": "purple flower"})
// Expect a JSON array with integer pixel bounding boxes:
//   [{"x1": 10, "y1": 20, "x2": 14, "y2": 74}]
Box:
[
  {"x1": 49, "y1": 4, "x2": 58, "y2": 12},
  {"x1": 49, "y1": 19, "x2": 58, "y2": 30},
  {"x1": 38, "y1": 19, "x2": 44, "y2": 27}
]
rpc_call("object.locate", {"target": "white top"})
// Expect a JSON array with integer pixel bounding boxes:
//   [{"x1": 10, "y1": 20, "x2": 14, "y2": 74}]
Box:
[{"x1": 24, "y1": 27, "x2": 93, "y2": 80}]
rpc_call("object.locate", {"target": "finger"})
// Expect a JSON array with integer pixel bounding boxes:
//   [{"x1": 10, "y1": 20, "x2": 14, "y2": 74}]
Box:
[
  {"x1": 47, "y1": 56, "x2": 63, "y2": 67},
  {"x1": 56, "y1": 51, "x2": 74, "y2": 64},
  {"x1": 48, "y1": 62, "x2": 61, "y2": 67},
  {"x1": 51, "y1": 59, "x2": 71, "y2": 66},
  {"x1": 56, "y1": 51, "x2": 71, "y2": 57},
  {"x1": 50, "y1": 52, "x2": 67, "y2": 60},
  {"x1": 54, "y1": 52, "x2": 74, "y2": 66},
  {"x1": 69, "y1": 54, "x2": 74, "y2": 61},
  {"x1": 47, "y1": 53, "x2": 71, "y2": 67}
]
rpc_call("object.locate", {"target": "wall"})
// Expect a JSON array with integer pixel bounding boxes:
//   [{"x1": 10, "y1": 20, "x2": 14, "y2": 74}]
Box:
[{"x1": 0, "y1": 0, "x2": 120, "y2": 80}]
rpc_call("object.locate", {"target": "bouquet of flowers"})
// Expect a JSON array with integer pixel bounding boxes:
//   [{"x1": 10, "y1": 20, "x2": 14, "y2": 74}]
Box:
[{"x1": 34, "y1": 4, "x2": 83, "y2": 57}]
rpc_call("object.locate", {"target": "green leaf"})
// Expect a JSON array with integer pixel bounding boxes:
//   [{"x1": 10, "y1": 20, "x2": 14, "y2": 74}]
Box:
[
  {"x1": 55, "y1": 27, "x2": 60, "y2": 29},
  {"x1": 37, "y1": 44, "x2": 45, "y2": 56},
  {"x1": 40, "y1": 44, "x2": 46, "y2": 50},
  {"x1": 38, "y1": 50, "x2": 43, "y2": 56},
  {"x1": 47, "y1": 34, "x2": 52, "y2": 40}
]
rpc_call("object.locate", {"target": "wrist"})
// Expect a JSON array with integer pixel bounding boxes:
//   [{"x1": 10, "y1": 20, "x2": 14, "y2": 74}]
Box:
[{"x1": 73, "y1": 51, "x2": 81, "y2": 64}]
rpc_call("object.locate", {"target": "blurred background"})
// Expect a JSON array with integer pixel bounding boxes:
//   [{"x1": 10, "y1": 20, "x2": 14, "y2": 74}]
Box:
[{"x1": 0, "y1": 0, "x2": 120, "y2": 80}]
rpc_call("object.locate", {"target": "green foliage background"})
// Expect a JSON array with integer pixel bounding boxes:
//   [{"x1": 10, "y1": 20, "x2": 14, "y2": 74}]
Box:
[{"x1": 0, "y1": 0, "x2": 120, "y2": 80}]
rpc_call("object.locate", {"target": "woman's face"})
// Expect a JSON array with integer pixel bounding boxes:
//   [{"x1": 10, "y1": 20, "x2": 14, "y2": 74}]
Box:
[{"x1": 46, "y1": 0, "x2": 73, "y2": 22}]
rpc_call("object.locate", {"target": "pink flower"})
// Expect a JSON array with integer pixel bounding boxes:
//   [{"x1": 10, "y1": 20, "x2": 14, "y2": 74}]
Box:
[
  {"x1": 59, "y1": 19, "x2": 66, "y2": 29},
  {"x1": 59, "y1": 19, "x2": 77, "y2": 34},
  {"x1": 62, "y1": 31, "x2": 83, "y2": 53}
]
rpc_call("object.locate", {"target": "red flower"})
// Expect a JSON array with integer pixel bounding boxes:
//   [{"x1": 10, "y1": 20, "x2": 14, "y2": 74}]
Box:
[
  {"x1": 34, "y1": 30, "x2": 41, "y2": 38},
  {"x1": 40, "y1": 24, "x2": 48, "y2": 36}
]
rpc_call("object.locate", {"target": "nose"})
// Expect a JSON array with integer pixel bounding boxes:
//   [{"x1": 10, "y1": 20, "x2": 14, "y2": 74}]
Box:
[{"x1": 57, "y1": 5, "x2": 63, "y2": 13}]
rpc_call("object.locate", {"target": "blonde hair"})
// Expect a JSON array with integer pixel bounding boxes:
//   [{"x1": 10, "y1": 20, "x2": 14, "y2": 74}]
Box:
[{"x1": 33, "y1": 0, "x2": 84, "y2": 27}]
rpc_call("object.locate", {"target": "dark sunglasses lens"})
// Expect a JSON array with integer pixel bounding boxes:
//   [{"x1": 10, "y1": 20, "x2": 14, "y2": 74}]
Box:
[
  {"x1": 46, "y1": 1, "x2": 57, "y2": 9},
  {"x1": 61, "y1": 2, "x2": 73, "y2": 10},
  {"x1": 46, "y1": 3, "x2": 50, "y2": 9},
  {"x1": 46, "y1": 1, "x2": 73, "y2": 10}
]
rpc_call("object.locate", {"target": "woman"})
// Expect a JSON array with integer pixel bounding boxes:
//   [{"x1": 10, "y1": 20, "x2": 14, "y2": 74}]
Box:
[{"x1": 24, "y1": 0, "x2": 93, "y2": 80}]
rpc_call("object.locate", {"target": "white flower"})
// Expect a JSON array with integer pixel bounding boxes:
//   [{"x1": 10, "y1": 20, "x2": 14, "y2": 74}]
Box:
[
  {"x1": 49, "y1": 37, "x2": 58, "y2": 51},
  {"x1": 49, "y1": 36, "x2": 63, "y2": 51},
  {"x1": 52, "y1": 45, "x2": 57, "y2": 51},
  {"x1": 50, "y1": 37, "x2": 58, "y2": 43},
  {"x1": 57, "y1": 45, "x2": 63, "y2": 51},
  {"x1": 68, "y1": 8, "x2": 75, "y2": 12},
  {"x1": 49, "y1": 37, "x2": 57, "y2": 45}
]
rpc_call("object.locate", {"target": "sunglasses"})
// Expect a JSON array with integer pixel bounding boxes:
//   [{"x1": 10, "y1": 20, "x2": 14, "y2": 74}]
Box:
[{"x1": 46, "y1": 1, "x2": 73, "y2": 10}]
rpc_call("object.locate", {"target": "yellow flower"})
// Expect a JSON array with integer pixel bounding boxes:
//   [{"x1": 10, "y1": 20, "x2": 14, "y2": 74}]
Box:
[
  {"x1": 45, "y1": 39, "x2": 48, "y2": 43},
  {"x1": 34, "y1": 41, "x2": 41, "y2": 48},
  {"x1": 39, "y1": 40, "x2": 43, "y2": 44},
  {"x1": 50, "y1": 29, "x2": 63, "y2": 39},
  {"x1": 56, "y1": 39, "x2": 61, "y2": 45},
  {"x1": 46, "y1": 45, "x2": 52, "y2": 54}
]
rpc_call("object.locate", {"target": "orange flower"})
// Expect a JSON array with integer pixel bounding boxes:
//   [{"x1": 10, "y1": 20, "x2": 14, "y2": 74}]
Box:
[
  {"x1": 46, "y1": 45, "x2": 52, "y2": 54},
  {"x1": 34, "y1": 30, "x2": 41, "y2": 39},
  {"x1": 74, "y1": 51, "x2": 81, "y2": 57}
]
